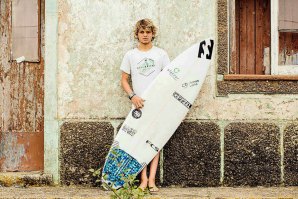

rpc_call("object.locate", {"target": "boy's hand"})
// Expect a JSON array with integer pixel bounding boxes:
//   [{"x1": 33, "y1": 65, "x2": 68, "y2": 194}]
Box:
[{"x1": 131, "y1": 95, "x2": 145, "y2": 109}]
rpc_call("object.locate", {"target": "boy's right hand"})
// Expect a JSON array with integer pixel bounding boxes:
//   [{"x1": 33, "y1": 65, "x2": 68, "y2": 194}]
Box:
[{"x1": 131, "y1": 96, "x2": 145, "y2": 109}]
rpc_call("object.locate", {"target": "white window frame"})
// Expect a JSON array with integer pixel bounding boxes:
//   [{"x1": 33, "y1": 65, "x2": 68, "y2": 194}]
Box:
[{"x1": 271, "y1": 0, "x2": 298, "y2": 75}]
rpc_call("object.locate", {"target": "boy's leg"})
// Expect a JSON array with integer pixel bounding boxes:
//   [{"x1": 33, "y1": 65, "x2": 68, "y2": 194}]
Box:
[
  {"x1": 148, "y1": 152, "x2": 160, "y2": 191},
  {"x1": 139, "y1": 166, "x2": 148, "y2": 190}
]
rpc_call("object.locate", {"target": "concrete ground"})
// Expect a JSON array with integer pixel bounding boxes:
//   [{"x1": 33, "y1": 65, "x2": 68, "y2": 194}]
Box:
[{"x1": 0, "y1": 186, "x2": 297, "y2": 199}]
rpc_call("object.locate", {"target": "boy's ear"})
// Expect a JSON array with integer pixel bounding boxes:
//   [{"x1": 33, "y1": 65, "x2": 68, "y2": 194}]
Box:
[{"x1": 152, "y1": 34, "x2": 156, "y2": 41}]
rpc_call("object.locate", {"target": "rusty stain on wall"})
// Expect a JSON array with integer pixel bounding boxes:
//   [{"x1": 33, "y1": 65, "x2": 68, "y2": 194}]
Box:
[
  {"x1": 0, "y1": 133, "x2": 25, "y2": 171},
  {"x1": 0, "y1": 0, "x2": 44, "y2": 171}
]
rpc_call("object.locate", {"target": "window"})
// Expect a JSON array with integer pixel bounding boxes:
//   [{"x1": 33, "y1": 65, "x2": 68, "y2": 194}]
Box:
[
  {"x1": 11, "y1": 0, "x2": 40, "y2": 62},
  {"x1": 278, "y1": 0, "x2": 298, "y2": 73},
  {"x1": 229, "y1": 0, "x2": 298, "y2": 76}
]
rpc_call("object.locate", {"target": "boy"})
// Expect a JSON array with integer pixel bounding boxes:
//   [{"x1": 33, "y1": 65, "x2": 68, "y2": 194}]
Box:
[{"x1": 120, "y1": 19, "x2": 170, "y2": 192}]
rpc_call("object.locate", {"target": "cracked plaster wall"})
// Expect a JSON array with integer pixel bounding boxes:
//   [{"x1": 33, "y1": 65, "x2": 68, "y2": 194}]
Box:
[{"x1": 57, "y1": 0, "x2": 298, "y2": 122}]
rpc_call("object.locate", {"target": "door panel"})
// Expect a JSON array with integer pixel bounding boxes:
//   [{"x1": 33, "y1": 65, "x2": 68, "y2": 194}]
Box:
[
  {"x1": 233, "y1": 0, "x2": 271, "y2": 74},
  {"x1": 0, "y1": 0, "x2": 44, "y2": 171}
]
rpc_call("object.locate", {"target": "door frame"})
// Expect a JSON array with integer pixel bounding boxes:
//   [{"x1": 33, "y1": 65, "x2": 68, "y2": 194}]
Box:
[{"x1": 44, "y1": 0, "x2": 59, "y2": 184}]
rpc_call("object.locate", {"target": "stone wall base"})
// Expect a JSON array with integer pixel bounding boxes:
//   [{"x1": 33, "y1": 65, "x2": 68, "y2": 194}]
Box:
[{"x1": 60, "y1": 121, "x2": 298, "y2": 186}]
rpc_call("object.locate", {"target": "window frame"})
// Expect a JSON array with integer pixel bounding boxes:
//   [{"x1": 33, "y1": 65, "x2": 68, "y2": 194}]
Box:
[
  {"x1": 271, "y1": 0, "x2": 279, "y2": 74},
  {"x1": 217, "y1": 0, "x2": 298, "y2": 96}
]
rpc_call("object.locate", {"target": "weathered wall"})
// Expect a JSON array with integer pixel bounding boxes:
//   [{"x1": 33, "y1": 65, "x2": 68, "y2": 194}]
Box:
[
  {"x1": 56, "y1": 0, "x2": 298, "y2": 186},
  {"x1": 57, "y1": 0, "x2": 297, "y2": 121},
  {"x1": 57, "y1": 0, "x2": 215, "y2": 120}
]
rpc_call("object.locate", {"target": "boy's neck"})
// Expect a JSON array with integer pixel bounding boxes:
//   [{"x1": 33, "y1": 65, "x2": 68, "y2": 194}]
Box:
[{"x1": 138, "y1": 42, "x2": 153, "y2": 52}]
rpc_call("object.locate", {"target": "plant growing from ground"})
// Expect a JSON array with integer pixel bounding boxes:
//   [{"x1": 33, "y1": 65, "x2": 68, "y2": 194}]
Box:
[{"x1": 89, "y1": 168, "x2": 149, "y2": 199}]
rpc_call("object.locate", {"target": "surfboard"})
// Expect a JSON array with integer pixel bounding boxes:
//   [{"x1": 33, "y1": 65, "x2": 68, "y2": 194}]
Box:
[{"x1": 102, "y1": 38, "x2": 214, "y2": 189}]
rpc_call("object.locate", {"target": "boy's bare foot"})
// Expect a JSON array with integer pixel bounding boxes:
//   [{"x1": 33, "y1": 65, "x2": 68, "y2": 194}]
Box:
[
  {"x1": 138, "y1": 179, "x2": 148, "y2": 191},
  {"x1": 148, "y1": 179, "x2": 159, "y2": 193},
  {"x1": 149, "y1": 185, "x2": 159, "y2": 193}
]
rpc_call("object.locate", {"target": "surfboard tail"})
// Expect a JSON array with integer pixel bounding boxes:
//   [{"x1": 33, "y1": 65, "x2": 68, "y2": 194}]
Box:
[{"x1": 101, "y1": 147, "x2": 145, "y2": 189}]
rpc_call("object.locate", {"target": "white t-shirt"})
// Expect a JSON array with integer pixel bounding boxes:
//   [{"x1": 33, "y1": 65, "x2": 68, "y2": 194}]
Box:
[{"x1": 120, "y1": 46, "x2": 170, "y2": 96}]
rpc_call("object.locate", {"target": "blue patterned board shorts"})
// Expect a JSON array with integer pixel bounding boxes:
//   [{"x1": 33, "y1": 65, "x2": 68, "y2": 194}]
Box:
[{"x1": 102, "y1": 147, "x2": 144, "y2": 188}]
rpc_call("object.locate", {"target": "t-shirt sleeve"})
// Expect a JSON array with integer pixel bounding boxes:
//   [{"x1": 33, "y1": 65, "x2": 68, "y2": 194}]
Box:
[
  {"x1": 161, "y1": 51, "x2": 170, "y2": 70},
  {"x1": 120, "y1": 52, "x2": 131, "y2": 74}
]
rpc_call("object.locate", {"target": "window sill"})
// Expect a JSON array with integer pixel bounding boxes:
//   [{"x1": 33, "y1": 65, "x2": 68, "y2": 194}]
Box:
[
  {"x1": 224, "y1": 75, "x2": 298, "y2": 81},
  {"x1": 217, "y1": 74, "x2": 298, "y2": 96}
]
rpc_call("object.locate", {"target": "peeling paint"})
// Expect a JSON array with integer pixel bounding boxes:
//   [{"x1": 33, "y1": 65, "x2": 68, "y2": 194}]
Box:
[{"x1": 0, "y1": 133, "x2": 25, "y2": 171}]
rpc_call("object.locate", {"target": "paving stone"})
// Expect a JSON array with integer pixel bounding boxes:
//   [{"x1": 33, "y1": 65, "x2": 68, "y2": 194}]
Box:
[{"x1": 0, "y1": 186, "x2": 297, "y2": 199}]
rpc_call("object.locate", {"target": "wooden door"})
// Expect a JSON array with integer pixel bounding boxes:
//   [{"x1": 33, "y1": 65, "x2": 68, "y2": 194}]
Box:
[
  {"x1": 231, "y1": 0, "x2": 271, "y2": 74},
  {"x1": 0, "y1": 0, "x2": 44, "y2": 171}
]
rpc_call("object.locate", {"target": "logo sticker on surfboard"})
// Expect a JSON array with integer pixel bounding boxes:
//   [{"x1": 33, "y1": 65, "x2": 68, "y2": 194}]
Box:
[
  {"x1": 198, "y1": 40, "x2": 214, "y2": 60},
  {"x1": 132, "y1": 109, "x2": 142, "y2": 119},
  {"x1": 122, "y1": 124, "x2": 137, "y2": 136},
  {"x1": 182, "y1": 80, "x2": 200, "y2": 88},
  {"x1": 173, "y1": 91, "x2": 192, "y2": 109},
  {"x1": 168, "y1": 67, "x2": 181, "y2": 80},
  {"x1": 146, "y1": 140, "x2": 159, "y2": 152}
]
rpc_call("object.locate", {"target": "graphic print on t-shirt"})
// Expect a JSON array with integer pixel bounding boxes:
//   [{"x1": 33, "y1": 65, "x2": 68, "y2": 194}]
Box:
[{"x1": 136, "y1": 58, "x2": 155, "y2": 76}]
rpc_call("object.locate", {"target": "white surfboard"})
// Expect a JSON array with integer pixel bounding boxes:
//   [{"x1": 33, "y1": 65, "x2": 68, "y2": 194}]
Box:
[{"x1": 102, "y1": 38, "x2": 214, "y2": 188}]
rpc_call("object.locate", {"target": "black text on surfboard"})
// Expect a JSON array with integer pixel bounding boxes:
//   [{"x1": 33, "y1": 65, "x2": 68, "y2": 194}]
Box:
[
  {"x1": 182, "y1": 79, "x2": 200, "y2": 88},
  {"x1": 173, "y1": 92, "x2": 192, "y2": 109},
  {"x1": 121, "y1": 124, "x2": 137, "y2": 136},
  {"x1": 167, "y1": 68, "x2": 180, "y2": 80},
  {"x1": 146, "y1": 140, "x2": 159, "y2": 152},
  {"x1": 198, "y1": 39, "x2": 214, "y2": 60}
]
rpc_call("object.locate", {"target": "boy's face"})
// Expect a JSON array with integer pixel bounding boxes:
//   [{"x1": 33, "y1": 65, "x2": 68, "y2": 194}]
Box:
[{"x1": 137, "y1": 27, "x2": 153, "y2": 45}]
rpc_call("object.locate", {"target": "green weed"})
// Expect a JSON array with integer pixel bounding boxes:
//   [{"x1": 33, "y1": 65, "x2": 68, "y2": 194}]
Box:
[{"x1": 89, "y1": 168, "x2": 149, "y2": 199}]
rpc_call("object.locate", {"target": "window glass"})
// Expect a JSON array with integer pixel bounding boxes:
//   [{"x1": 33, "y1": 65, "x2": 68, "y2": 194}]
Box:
[
  {"x1": 278, "y1": 0, "x2": 298, "y2": 65},
  {"x1": 12, "y1": 0, "x2": 39, "y2": 62}
]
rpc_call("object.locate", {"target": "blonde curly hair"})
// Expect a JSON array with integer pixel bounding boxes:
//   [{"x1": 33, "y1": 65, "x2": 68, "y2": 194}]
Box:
[{"x1": 134, "y1": 18, "x2": 157, "y2": 41}]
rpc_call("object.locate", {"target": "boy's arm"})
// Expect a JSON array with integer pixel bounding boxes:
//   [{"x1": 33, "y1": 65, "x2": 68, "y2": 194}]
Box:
[{"x1": 121, "y1": 72, "x2": 144, "y2": 109}]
